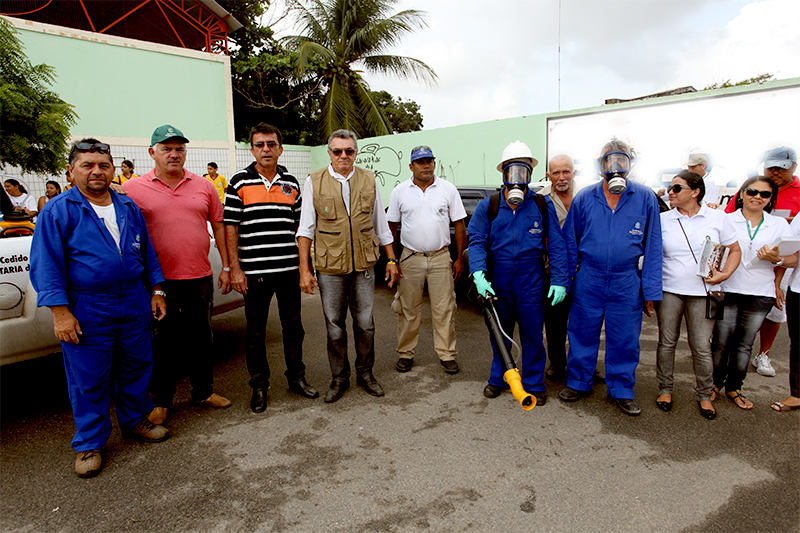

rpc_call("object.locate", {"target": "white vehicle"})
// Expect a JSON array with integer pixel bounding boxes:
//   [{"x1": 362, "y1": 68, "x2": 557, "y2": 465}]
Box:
[{"x1": 0, "y1": 226, "x2": 243, "y2": 366}]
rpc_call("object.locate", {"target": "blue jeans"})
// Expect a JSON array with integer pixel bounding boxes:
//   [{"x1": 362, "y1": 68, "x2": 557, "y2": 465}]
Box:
[
  {"x1": 656, "y1": 292, "x2": 715, "y2": 401},
  {"x1": 712, "y1": 293, "x2": 774, "y2": 392},
  {"x1": 317, "y1": 269, "x2": 376, "y2": 382}
]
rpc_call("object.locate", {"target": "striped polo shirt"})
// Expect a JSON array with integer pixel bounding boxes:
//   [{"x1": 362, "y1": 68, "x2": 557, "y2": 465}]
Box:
[{"x1": 224, "y1": 163, "x2": 301, "y2": 275}]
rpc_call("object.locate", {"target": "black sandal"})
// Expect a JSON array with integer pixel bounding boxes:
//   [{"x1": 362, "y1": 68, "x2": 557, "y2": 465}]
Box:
[{"x1": 726, "y1": 390, "x2": 753, "y2": 410}]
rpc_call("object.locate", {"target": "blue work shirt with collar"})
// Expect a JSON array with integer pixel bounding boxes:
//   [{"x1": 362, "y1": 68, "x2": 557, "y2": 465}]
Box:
[
  {"x1": 468, "y1": 188, "x2": 569, "y2": 288},
  {"x1": 562, "y1": 180, "x2": 662, "y2": 301},
  {"x1": 31, "y1": 187, "x2": 164, "y2": 306}
]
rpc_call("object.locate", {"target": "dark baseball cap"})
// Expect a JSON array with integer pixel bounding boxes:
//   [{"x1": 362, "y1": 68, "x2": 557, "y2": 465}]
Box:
[{"x1": 151, "y1": 124, "x2": 189, "y2": 146}]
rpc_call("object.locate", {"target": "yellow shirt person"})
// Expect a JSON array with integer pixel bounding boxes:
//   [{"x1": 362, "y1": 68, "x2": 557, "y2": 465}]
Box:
[
  {"x1": 206, "y1": 163, "x2": 227, "y2": 205},
  {"x1": 112, "y1": 160, "x2": 138, "y2": 185}
]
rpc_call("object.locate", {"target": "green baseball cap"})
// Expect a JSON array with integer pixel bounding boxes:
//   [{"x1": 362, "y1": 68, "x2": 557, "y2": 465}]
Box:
[{"x1": 151, "y1": 124, "x2": 189, "y2": 146}]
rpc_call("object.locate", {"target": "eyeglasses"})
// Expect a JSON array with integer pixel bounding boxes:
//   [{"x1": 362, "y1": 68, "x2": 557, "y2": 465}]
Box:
[
  {"x1": 412, "y1": 145, "x2": 432, "y2": 153},
  {"x1": 743, "y1": 188, "x2": 772, "y2": 199},
  {"x1": 668, "y1": 184, "x2": 692, "y2": 194},
  {"x1": 253, "y1": 141, "x2": 279, "y2": 149},
  {"x1": 74, "y1": 142, "x2": 110, "y2": 153},
  {"x1": 330, "y1": 148, "x2": 356, "y2": 157}
]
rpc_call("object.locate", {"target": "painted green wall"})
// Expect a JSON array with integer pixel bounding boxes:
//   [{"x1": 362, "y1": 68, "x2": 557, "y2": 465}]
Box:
[
  {"x1": 309, "y1": 114, "x2": 549, "y2": 203},
  {"x1": 15, "y1": 25, "x2": 230, "y2": 142}
]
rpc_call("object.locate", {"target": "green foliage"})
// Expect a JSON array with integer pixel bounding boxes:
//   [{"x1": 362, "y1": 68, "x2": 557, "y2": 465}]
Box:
[
  {"x1": 218, "y1": 0, "x2": 325, "y2": 144},
  {"x1": 703, "y1": 74, "x2": 774, "y2": 91},
  {"x1": 370, "y1": 90, "x2": 422, "y2": 132},
  {"x1": 0, "y1": 18, "x2": 77, "y2": 175},
  {"x1": 283, "y1": 0, "x2": 437, "y2": 140}
]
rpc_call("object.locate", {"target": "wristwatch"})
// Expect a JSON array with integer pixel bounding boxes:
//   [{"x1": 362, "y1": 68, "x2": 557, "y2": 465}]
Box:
[
  {"x1": 772, "y1": 257, "x2": 785, "y2": 267},
  {"x1": 152, "y1": 290, "x2": 166, "y2": 297},
  {"x1": 222, "y1": 267, "x2": 232, "y2": 272}
]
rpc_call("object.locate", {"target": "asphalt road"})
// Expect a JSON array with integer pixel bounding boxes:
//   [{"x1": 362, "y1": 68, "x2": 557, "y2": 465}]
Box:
[{"x1": 1, "y1": 284, "x2": 798, "y2": 532}]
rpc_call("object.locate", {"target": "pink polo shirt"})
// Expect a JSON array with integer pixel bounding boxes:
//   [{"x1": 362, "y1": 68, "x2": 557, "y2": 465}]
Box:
[{"x1": 124, "y1": 168, "x2": 223, "y2": 280}]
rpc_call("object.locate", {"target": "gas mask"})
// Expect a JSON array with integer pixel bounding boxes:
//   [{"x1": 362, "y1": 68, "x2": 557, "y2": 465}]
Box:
[
  {"x1": 599, "y1": 151, "x2": 631, "y2": 194},
  {"x1": 502, "y1": 162, "x2": 532, "y2": 205}
]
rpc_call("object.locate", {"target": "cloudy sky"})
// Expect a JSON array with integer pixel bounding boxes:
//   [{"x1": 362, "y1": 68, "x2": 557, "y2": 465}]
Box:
[{"x1": 269, "y1": 0, "x2": 799, "y2": 131}]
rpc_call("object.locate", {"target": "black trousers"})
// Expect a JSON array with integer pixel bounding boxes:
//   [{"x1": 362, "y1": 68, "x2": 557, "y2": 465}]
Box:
[
  {"x1": 788, "y1": 289, "x2": 799, "y2": 398},
  {"x1": 244, "y1": 271, "x2": 306, "y2": 390},
  {"x1": 543, "y1": 292, "x2": 572, "y2": 371},
  {"x1": 151, "y1": 276, "x2": 215, "y2": 407}
]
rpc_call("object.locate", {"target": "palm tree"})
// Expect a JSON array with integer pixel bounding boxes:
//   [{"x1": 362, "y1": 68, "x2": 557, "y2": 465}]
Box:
[{"x1": 283, "y1": 0, "x2": 437, "y2": 139}]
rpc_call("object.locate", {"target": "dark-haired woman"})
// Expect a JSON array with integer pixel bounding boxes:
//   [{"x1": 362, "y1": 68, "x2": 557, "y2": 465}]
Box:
[
  {"x1": 712, "y1": 176, "x2": 792, "y2": 409},
  {"x1": 112, "y1": 160, "x2": 138, "y2": 185},
  {"x1": 38, "y1": 180, "x2": 62, "y2": 212},
  {"x1": 3, "y1": 179, "x2": 38, "y2": 218},
  {"x1": 657, "y1": 170, "x2": 741, "y2": 419}
]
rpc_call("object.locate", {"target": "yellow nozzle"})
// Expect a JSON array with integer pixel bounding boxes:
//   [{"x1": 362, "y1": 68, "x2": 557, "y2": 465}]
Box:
[{"x1": 504, "y1": 368, "x2": 536, "y2": 410}]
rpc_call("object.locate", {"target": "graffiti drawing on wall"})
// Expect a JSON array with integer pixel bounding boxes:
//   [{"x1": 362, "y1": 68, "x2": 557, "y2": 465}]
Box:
[
  {"x1": 355, "y1": 143, "x2": 467, "y2": 189},
  {"x1": 355, "y1": 144, "x2": 403, "y2": 187}
]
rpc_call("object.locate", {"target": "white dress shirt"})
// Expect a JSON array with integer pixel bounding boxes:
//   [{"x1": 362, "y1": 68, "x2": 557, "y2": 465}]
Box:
[{"x1": 661, "y1": 205, "x2": 737, "y2": 296}]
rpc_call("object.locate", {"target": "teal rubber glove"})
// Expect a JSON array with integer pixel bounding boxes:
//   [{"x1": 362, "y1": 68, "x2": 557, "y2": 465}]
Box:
[
  {"x1": 548, "y1": 285, "x2": 567, "y2": 305},
  {"x1": 472, "y1": 271, "x2": 495, "y2": 298}
]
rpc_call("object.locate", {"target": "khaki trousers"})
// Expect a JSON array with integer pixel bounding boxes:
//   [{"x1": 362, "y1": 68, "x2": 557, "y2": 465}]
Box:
[{"x1": 393, "y1": 247, "x2": 457, "y2": 361}]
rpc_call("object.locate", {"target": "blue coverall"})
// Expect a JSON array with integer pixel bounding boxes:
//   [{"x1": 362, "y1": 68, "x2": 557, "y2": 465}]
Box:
[
  {"x1": 468, "y1": 189, "x2": 569, "y2": 392},
  {"x1": 31, "y1": 188, "x2": 164, "y2": 452},
  {"x1": 562, "y1": 180, "x2": 662, "y2": 399}
]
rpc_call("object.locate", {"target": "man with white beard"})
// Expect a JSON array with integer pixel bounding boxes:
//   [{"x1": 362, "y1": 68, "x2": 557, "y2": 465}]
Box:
[{"x1": 543, "y1": 155, "x2": 575, "y2": 380}]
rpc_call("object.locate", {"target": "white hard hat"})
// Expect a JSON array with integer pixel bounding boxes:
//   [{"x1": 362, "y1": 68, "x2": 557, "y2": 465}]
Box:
[{"x1": 497, "y1": 141, "x2": 538, "y2": 172}]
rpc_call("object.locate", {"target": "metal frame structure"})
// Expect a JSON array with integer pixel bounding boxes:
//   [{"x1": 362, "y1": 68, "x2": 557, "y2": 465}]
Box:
[{"x1": 2, "y1": 0, "x2": 238, "y2": 55}]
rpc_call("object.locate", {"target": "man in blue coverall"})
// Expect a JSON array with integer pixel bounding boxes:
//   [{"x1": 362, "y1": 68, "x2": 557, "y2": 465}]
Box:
[
  {"x1": 558, "y1": 139, "x2": 662, "y2": 416},
  {"x1": 468, "y1": 141, "x2": 569, "y2": 406},
  {"x1": 31, "y1": 139, "x2": 170, "y2": 478}
]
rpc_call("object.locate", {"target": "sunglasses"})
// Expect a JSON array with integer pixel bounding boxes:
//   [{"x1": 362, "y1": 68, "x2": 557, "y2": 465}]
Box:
[
  {"x1": 330, "y1": 148, "x2": 356, "y2": 157},
  {"x1": 743, "y1": 188, "x2": 772, "y2": 199},
  {"x1": 252, "y1": 141, "x2": 280, "y2": 149},
  {"x1": 412, "y1": 145, "x2": 432, "y2": 152},
  {"x1": 668, "y1": 184, "x2": 693, "y2": 194},
  {"x1": 74, "y1": 142, "x2": 110, "y2": 153}
]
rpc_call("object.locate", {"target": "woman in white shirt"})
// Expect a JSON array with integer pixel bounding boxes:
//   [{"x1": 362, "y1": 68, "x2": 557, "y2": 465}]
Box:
[
  {"x1": 3, "y1": 178, "x2": 38, "y2": 218},
  {"x1": 713, "y1": 176, "x2": 792, "y2": 410},
  {"x1": 657, "y1": 171, "x2": 741, "y2": 420}
]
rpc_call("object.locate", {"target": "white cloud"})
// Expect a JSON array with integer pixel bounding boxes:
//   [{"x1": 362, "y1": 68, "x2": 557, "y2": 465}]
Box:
[{"x1": 272, "y1": 0, "x2": 799, "y2": 130}]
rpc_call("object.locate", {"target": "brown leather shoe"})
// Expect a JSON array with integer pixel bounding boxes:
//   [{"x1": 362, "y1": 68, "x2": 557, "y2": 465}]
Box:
[
  {"x1": 193, "y1": 393, "x2": 232, "y2": 408},
  {"x1": 148, "y1": 407, "x2": 169, "y2": 425},
  {"x1": 75, "y1": 450, "x2": 102, "y2": 478},
  {"x1": 123, "y1": 418, "x2": 171, "y2": 443}
]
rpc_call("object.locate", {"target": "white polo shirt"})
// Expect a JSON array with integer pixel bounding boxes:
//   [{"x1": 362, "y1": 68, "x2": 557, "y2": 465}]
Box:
[
  {"x1": 387, "y1": 176, "x2": 466, "y2": 253},
  {"x1": 722, "y1": 210, "x2": 791, "y2": 297},
  {"x1": 661, "y1": 205, "x2": 737, "y2": 296}
]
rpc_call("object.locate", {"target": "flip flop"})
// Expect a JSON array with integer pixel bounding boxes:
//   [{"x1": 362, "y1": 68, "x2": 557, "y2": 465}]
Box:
[
  {"x1": 727, "y1": 390, "x2": 754, "y2": 410},
  {"x1": 771, "y1": 401, "x2": 800, "y2": 412}
]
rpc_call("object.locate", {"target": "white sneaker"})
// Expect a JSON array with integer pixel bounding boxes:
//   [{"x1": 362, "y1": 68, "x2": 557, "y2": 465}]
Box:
[{"x1": 753, "y1": 352, "x2": 776, "y2": 377}]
